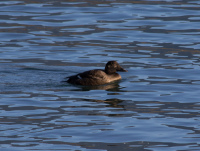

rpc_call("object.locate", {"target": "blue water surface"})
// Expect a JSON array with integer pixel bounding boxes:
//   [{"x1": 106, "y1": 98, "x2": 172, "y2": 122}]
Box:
[{"x1": 1, "y1": 0, "x2": 200, "y2": 151}]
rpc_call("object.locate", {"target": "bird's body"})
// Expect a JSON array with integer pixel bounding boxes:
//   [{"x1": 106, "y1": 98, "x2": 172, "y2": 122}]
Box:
[{"x1": 65, "y1": 61, "x2": 127, "y2": 86}]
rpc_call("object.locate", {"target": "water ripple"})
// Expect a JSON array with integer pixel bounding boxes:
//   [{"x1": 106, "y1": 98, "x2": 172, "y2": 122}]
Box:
[{"x1": 1, "y1": 0, "x2": 200, "y2": 150}]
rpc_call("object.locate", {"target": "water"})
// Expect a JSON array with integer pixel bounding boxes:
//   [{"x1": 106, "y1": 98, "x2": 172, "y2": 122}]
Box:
[{"x1": 1, "y1": 0, "x2": 200, "y2": 150}]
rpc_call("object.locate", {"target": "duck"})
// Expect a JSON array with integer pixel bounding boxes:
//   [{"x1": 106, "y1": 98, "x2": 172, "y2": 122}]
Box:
[{"x1": 65, "y1": 61, "x2": 128, "y2": 86}]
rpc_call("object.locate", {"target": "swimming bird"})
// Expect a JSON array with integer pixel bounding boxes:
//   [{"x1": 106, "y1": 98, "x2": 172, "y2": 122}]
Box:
[{"x1": 65, "y1": 61, "x2": 128, "y2": 86}]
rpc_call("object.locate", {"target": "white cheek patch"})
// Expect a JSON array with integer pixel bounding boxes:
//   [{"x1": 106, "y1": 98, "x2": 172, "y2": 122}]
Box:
[{"x1": 77, "y1": 75, "x2": 82, "y2": 79}]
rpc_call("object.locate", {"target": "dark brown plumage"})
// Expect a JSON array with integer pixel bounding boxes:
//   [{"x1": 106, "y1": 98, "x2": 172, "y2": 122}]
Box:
[{"x1": 65, "y1": 61, "x2": 127, "y2": 86}]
